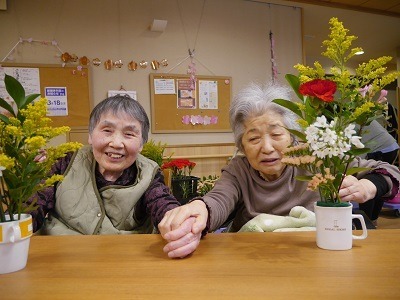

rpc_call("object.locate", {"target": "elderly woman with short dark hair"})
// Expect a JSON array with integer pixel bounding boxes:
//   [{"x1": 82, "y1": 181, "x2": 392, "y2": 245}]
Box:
[{"x1": 28, "y1": 95, "x2": 205, "y2": 258}]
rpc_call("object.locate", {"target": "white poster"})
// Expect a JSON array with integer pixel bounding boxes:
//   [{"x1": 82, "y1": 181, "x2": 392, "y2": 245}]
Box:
[
  {"x1": 199, "y1": 80, "x2": 218, "y2": 109},
  {"x1": 45, "y1": 87, "x2": 68, "y2": 116},
  {"x1": 0, "y1": 67, "x2": 41, "y2": 113},
  {"x1": 154, "y1": 78, "x2": 175, "y2": 94}
]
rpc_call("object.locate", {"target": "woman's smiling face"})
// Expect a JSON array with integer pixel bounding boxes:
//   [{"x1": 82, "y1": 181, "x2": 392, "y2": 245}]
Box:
[
  {"x1": 88, "y1": 111, "x2": 143, "y2": 182},
  {"x1": 241, "y1": 111, "x2": 292, "y2": 181}
]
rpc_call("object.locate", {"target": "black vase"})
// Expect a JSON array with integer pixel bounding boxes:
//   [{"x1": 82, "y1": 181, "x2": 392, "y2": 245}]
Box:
[{"x1": 171, "y1": 176, "x2": 199, "y2": 204}]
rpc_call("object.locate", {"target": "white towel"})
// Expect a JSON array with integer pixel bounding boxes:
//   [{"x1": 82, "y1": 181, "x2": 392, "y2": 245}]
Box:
[{"x1": 239, "y1": 206, "x2": 316, "y2": 232}]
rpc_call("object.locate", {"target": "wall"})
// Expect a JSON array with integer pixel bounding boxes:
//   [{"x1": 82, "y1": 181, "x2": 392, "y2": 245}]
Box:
[{"x1": 0, "y1": 0, "x2": 302, "y2": 146}]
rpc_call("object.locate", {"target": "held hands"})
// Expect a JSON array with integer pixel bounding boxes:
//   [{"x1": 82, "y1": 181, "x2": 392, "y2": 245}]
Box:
[
  {"x1": 338, "y1": 175, "x2": 377, "y2": 203},
  {"x1": 158, "y1": 200, "x2": 208, "y2": 258}
]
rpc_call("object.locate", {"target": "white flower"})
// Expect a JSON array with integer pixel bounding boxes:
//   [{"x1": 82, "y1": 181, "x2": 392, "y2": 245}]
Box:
[
  {"x1": 344, "y1": 123, "x2": 357, "y2": 139},
  {"x1": 305, "y1": 117, "x2": 365, "y2": 160},
  {"x1": 314, "y1": 115, "x2": 329, "y2": 128},
  {"x1": 350, "y1": 136, "x2": 364, "y2": 148}
]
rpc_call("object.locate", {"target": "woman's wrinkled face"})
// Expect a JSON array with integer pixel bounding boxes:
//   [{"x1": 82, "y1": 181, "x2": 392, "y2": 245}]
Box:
[
  {"x1": 88, "y1": 111, "x2": 143, "y2": 182},
  {"x1": 241, "y1": 111, "x2": 292, "y2": 181}
]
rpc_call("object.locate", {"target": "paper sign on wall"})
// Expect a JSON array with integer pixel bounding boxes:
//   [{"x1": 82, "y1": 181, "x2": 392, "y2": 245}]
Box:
[
  {"x1": 108, "y1": 90, "x2": 137, "y2": 100},
  {"x1": 45, "y1": 87, "x2": 68, "y2": 116}
]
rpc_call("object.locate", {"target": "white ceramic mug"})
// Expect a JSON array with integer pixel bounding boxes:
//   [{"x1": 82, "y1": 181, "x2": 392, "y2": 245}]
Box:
[
  {"x1": 314, "y1": 202, "x2": 368, "y2": 250},
  {"x1": 0, "y1": 214, "x2": 33, "y2": 274}
]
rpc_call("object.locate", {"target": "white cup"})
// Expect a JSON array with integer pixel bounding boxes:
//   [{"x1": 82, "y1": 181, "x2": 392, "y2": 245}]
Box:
[{"x1": 314, "y1": 202, "x2": 368, "y2": 250}]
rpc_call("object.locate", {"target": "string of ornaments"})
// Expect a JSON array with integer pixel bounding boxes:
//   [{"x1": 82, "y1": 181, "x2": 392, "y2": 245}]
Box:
[
  {"x1": 61, "y1": 52, "x2": 169, "y2": 71},
  {"x1": 2, "y1": 37, "x2": 169, "y2": 72}
]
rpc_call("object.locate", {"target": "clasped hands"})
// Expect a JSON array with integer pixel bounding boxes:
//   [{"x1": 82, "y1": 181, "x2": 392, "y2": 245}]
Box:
[{"x1": 158, "y1": 200, "x2": 208, "y2": 259}]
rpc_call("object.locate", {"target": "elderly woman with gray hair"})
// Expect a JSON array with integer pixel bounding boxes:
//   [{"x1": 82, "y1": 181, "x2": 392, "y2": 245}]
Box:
[{"x1": 160, "y1": 82, "x2": 400, "y2": 254}]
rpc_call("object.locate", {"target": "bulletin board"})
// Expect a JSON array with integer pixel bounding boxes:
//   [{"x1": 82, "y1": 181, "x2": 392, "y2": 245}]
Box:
[
  {"x1": 150, "y1": 73, "x2": 232, "y2": 133},
  {"x1": 1, "y1": 63, "x2": 91, "y2": 127}
]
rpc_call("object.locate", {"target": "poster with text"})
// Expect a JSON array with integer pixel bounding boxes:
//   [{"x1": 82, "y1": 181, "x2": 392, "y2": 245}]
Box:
[
  {"x1": 199, "y1": 80, "x2": 218, "y2": 109},
  {"x1": 45, "y1": 87, "x2": 68, "y2": 116},
  {"x1": 177, "y1": 79, "x2": 196, "y2": 109},
  {"x1": 0, "y1": 67, "x2": 41, "y2": 114}
]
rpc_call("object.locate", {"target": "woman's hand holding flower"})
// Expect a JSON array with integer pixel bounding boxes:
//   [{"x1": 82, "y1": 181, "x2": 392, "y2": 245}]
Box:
[{"x1": 338, "y1": 175, "x2": 377, "y2": 204}]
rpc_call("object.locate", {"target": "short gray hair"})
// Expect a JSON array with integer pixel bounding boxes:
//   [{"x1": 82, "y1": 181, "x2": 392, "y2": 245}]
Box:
[
  {"x1": 89, "y1": 95, "x2": 150, "y2": 145},
  {"x1": 229, "y1": 82, "x2": 300, "y2": 152}
]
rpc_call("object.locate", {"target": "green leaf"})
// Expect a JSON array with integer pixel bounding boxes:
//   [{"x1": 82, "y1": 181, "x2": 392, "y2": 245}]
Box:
[
  {"x1": 285, "y1": 74, "x2": 303, "y2": 100},
  {"x1": 0, "y1": 113, "x2": 10, "y2": 123},
  {"x1": 348, "y1": 148, "x2": 370, "y2": 156},
  {"x1": 4, "y1": 74, "x2": 25, "y2": 108},
  {"x1": 346, "y1": 167, "x2": 371, "y2": 176},
  {"x1": 294, "y1": 175, "x2": 313, "y2": 181},
  {"x1": 286, "y1": 128, "x2": 306, "y2": 141},
  {"x1": 273, "y1": 98, "x2": 302, "y2": 117},
  {"x1": 0, "y1": 97, "x2": 16, "y2": 117},
  {"x1": 333, "y1": 172, "x2": 343, "y2": 187},
  {"x1": 19, "y1": 93, "x2": 40, "y2": 110}
]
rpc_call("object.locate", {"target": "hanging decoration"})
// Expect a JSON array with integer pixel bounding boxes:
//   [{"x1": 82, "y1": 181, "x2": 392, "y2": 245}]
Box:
[
  {"x1": 139, "y1": 60, "x2": 148, "y2": 69},
  {"x1": 79, "y1": 56, "x2": 90, "y2": 66},
  {"x1": 1, "y1": 37, "x2": 64, "y2": 62},
  {"x1": 167, "y1": 0, "x2": 216, "y2": 78},
  {"x1": 113, "y1": 60, "x2": 123, "y2": 68},
  {"x1": 182, "y1": 114, "x2": 218, "y2": 126},
  {"x1": 128, "y1": 61, "x2": 137, "y2": 71},
  {"x1": 1, "y1": 37, "x2": 167, "y2": 71},
  {"x1": 104, "y1": 59, "x2": 113, "y2": 70},
  {"x1": 92, "y1": 58, "x2": 101, "y2": 66},
  {"x1": 151, "y1": 60, "x2": 160, "y2": 70},
  {"x1": 187, "y1": 49, "x2": 196, "y2": 90},
  {"x1": 269, "y1": 30, "x2": 279, "y2": 83}
]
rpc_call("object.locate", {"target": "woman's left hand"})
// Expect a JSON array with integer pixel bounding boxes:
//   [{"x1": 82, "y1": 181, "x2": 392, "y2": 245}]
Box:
[{"x1": 338, "y1": 175, "x2": 377, "y2": 203}]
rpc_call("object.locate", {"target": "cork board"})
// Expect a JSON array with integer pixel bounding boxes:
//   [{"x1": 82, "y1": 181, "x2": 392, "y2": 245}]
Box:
[
  {"x1": 1, "y1": 63, "x2": 91, "y2": 127},
  {"x1": 149, "y1": 73, "x2": 232, "y2": 133}
]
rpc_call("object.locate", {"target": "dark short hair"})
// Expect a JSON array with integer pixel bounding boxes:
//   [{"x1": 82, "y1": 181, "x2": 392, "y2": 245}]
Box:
[{"x1": 89, "y1": 95, "x2": 150, "y2": 145}]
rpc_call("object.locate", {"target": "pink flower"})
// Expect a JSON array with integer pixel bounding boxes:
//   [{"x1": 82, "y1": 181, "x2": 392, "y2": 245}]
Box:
[
  {"x1": 359, "y1": 85, "x2": 372, "y2": 98},
  {"x1": 377, "y1": 89, "x2": 388, "y2": 103}
]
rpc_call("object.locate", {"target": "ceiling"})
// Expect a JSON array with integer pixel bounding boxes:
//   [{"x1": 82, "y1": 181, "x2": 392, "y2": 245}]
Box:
[
  {"x1": 275, "y1": 0, "x2": 400, "y2": 71},
  {"x1": 287, "y1": 0, "x2": 400, "y2": 18}
]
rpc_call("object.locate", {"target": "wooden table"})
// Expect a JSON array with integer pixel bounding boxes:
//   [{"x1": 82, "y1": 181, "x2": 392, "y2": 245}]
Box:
[{"x1": 1, "y1": 230, "x2": 399, "y2": 299}]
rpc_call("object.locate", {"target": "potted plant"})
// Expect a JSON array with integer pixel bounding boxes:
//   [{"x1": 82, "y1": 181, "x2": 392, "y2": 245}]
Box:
[
  {"x1": 273, "y1": 17, "x2": 400, "y2": 250},
  {"x1": 0, "y1": 74, "x2": 82, "y2": 273},
  {"x1": 141, "y1": 139, "x2": 172, "y2": 186},
  {"x1": 161, "y1": 158, "x2": 198, "y2": 204},
  {"x1": 141, "y1": 139, "x2": 167, "y2": 167}
]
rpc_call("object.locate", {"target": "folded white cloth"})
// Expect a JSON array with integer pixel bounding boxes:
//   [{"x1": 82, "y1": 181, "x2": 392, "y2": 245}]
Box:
[{"x1": 239, "y1": 206, "x2": 316, "y2": 232}]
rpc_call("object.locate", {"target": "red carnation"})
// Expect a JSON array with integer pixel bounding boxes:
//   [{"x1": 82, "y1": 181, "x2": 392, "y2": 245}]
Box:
[
  {"x1": 161, "y1": 158, "x2": 196, "y2": 178},
  {"x1": 299, "y1": 79, "x2": 337, "y2": 102}
]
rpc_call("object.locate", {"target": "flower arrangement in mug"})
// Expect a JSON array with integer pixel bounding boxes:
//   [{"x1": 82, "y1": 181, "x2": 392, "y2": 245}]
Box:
[
  {"x1": 161, "y1": 158, "x2": 197, "y2": 200},
  {"x1": 273, "y1": 17, "x2": 400, "y2": 206},
  {"x1": 0, "y1": 74, "x2": 82, "y2": 222}
]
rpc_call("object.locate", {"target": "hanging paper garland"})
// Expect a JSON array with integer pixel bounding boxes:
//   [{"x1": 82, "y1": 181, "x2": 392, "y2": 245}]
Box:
[
  {"x1": 269, "y1": 30, "x2": 278, "y2": 83},
  {"x1": 1, "y1": 37, "x2": 64, "y2": 62},
  {"x1": 182, "y1": 115, "x2": 218, "y2": 125},
  {"x1": 187, "y1": 50, "x2": 197, "y2": 91}
]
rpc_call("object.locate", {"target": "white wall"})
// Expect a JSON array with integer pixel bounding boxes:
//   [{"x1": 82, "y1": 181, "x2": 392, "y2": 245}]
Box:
[{"x1": 0, "y1": 0, "x2": 302, "y2": 145}]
